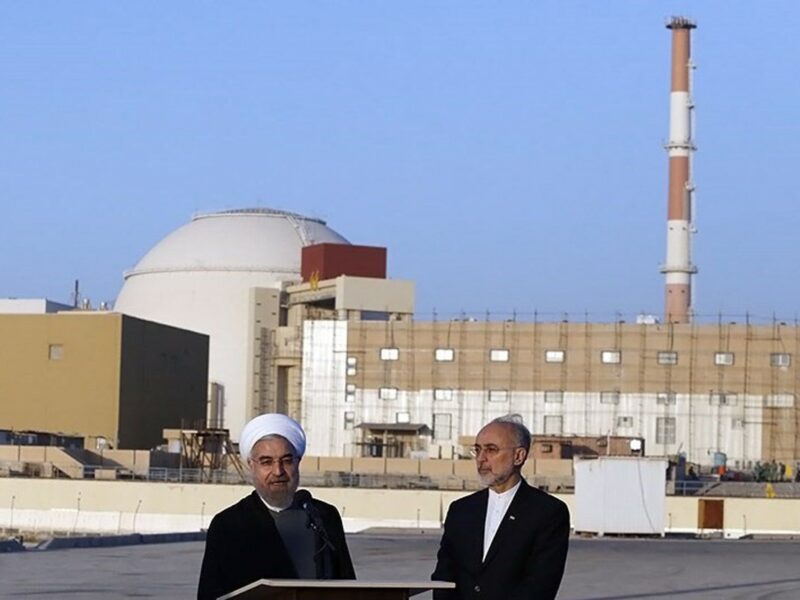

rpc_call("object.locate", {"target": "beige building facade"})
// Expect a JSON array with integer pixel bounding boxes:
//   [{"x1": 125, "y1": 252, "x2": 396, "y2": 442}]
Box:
[
  {"x1": 301, "y1": 319, "x2": 799, "y2": 467},
  {"x1": 244, "y1": 276, "x2": 415, "y2": 425},
  {"x1": 0, "y1": 313, "x2": 208, "y2": 449}
]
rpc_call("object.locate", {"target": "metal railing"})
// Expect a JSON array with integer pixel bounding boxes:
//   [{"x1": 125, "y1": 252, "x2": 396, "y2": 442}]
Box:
[
  {"x1": 4, "y1": 459, "x2": 800, "y2": 497},
  {"x1": 672, "y1": 480, "x2": 711, "y2": 496},
  {"x1": 146, "y1": 468, "x2": 245, "y2": 484}
]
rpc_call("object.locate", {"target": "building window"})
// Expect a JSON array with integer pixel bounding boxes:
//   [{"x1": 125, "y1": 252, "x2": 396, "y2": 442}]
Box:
[
  {"x1": 617, "y1": 416, "x2": 634, "y2": 428},
  {"x1": 544, "y1": 390, "x2": 563, "y2": 403},
  {"x1": 434, "y1": 388, "x2": 454, "y2": 402},
  {"x1": 544, "y1": 415, "x2": 563, "y2": 435},
  {"x1": 600, "y1": 350, "x2": 621, "y2": 364},
  {"x1": 765, "y1": 394, "x2": 795, "y2": 408},
  {"x1": 544, "y1": 350, "x2": 565, "y2": 363},
  {"x1": 345, "y1": 383, "x2": 356, "y2": 402},
  {"x1": 657, "y1": 351, "x2": 678, "y2": 366},
  {"x1": 346, "y1": 367, "x2": 357, "y2": 377},
  {"x1": 343, "y1": 411, "x2": 355, "y2": 430},
  {"x1": 347, "y1": 356, "x2": 358, "y2": 367},
  {"x1": 379, "y1": 387, "x2": 398, "y2": 400},
  {"x1": 489, "y1": 349, "x2": 510, "y2": 362},
  {"x1": 710, "y1": 392, "x2": 737, "y2": 406},
  {"x1": 395, "y1": 411, "x2": 410, "y2": 424},
  {"x1": 435, "y1": 348, "x2": 455, "y2": 362},
  {"x1": 433, "y1": 413, "x2": 452, "y2": 442},
  {"x1": 380, "y1": 348, "x2": 399, "y2": 361},
  {"x1": 770, "y1": 353, "x2": 791, "y2": 367},
  {"x1": 656, "y1": 392, "x2": 676, "y2": 405},
  {"x1": 731, "y1": 417, "x2": 744, "y2": 429},
  {"x1": 346, "y1": 383, "x2": 356, "y2": 393},
  {"x1": 488, "y1": 389, "x2": 508, "y2": 403},
  {"x1": 656, "y1": 417, "x2": 676, "y2": 444},
  {"x1": 48, "y1": 344, "x2": 63, "y2": 360},
  {"x1": 714, "y1": 352, "x2": 734, "y2": 366},
  {"x1": 600, "y1": 391, "x2": 620, "y2": 405}
]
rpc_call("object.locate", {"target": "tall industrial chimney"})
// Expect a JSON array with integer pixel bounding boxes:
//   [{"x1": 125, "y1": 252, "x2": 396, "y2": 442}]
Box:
[{"x1": 661, "y1": 16, "x2": 697, "y2": 324}]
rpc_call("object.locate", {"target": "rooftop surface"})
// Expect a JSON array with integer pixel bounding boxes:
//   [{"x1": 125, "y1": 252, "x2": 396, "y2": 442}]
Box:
[
  {"x1": 2, "y1": 534, "x2": 799, "y2": 599},
  {"x1": 193, "y1": 208, "x2": 327, "y2": 225}
]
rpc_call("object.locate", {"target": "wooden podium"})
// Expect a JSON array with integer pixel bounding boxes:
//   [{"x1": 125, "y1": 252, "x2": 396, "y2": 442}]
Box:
[{"x1": 218, "y1": 579, "x2": 455, "y2": 599}]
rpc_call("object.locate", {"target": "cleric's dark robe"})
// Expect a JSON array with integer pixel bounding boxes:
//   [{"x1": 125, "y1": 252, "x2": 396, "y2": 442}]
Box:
[{"x1": 198, "y1": 491, "x2": 355, "y2": 600}]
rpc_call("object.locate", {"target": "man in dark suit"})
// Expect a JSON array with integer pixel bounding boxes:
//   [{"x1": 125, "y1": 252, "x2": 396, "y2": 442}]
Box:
[
  {"x1": 198, "y1": 414, "x2": 355, "y2": 600},
  {"x1": 432, "y1": 414, "x2": 570, "y2": 600}
]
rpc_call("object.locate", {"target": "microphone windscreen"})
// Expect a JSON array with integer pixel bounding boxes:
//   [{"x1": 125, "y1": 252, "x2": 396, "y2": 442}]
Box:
[{"x1": 294, "y1": 489, "x2": 312, "y2": 506}]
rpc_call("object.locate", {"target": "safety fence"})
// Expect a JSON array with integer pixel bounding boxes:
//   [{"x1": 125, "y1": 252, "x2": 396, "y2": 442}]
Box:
[{"x1": 4, "y1": 460, "x2": 800, "y2": 497}]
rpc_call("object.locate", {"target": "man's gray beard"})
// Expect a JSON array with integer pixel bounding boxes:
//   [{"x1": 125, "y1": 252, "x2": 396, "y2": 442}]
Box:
[
  {"x1": 261, "y1": 482, "x2": 299, "y2": 509},
  {"x1": 479, "y1": 467, "x2": 514, "y2": 489},
  {"x1": 478, "y1": 472, "x2": 496, "y2": 487}
]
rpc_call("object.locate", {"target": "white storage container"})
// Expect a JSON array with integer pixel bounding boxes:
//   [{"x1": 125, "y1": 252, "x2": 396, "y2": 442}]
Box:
[{"x1": 574, "y1": 456, "x2": 668, "y2": 535}]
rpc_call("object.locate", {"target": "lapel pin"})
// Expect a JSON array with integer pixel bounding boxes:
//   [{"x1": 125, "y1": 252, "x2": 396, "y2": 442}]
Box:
[{"x1": 509, "y1": 515, "x2": 516, "y2": 520}]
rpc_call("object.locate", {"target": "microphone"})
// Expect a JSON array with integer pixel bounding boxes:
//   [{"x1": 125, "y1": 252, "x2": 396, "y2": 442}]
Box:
[
  {"x1": 295, "y1": 489, "x2": 313, "y2": 512},
  {"x1": 295, "y1": 490, "x2": 336, "y2": 552}
]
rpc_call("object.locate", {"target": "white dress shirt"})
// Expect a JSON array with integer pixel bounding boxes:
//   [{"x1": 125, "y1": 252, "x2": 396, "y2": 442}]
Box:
[
  {"x1": 483, "y1": 479, "x2": 521, "y2": 560},
  {"x1": 258, "y1": 494, "x2": 288, "y2": 513}
]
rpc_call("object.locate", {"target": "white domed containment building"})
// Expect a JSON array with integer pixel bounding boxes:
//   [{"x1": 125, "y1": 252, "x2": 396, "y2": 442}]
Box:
[
  {"x1": 116, "y1": 208, "x2": 416, "y2": 441},
  {"x1": 115, "y1": 208, "x2": 346, "y2": 437}
]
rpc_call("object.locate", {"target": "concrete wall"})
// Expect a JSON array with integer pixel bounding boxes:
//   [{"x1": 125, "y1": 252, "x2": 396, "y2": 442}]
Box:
[
  {"x1": 0, "y1": 299, "x2": 73, "y2": 314},
  {"x1": 0, "y1": 313, "x2": 208, "y2": 451},
  {"x1": 722, "y1": 497, "x2": 800, "y2": 536},
  {"x1": 0, "y1": 447, "x2": 182, "y2": 478},
  {"x1": 0, "y1": 446, "x2": 85, "y2": 476},
  {"x1": 118, "y1": 315, "x2": 209, "y2": 449},
  {"x1": 526, "y1": 459, "x2": 574, "y2": 478},
  {"x1": 247, "y1": 288, "x2": 285, "y2": 420},
  {"x1": 0, "y1": 313, "x2": 122, "y2": 442},
  {"x1": 101, "y1": 449, "x2": 168, "y2": 472},
  {"x1": 302, "y1": 456, "x2": 573, "y2": 479},
  {"x1": 334, "y1": 276, "x2": 415, "y2": 314},
  {"x1": 1, "y1": 479, "x2": 798, "y2": 539}
]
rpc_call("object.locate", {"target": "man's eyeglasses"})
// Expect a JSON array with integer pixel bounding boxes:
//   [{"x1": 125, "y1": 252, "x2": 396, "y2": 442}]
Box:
[
  {"x1": 253, "y1": 455, "x2": 297, "y2": 468},
  {"x1": 469, "y1": 444, "x2": 519, "y2": 458}
]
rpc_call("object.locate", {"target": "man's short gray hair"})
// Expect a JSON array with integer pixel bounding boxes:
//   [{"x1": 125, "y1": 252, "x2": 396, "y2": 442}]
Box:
[{"x1": 490, "y1": 414, "x2": 532, "y2": 450}]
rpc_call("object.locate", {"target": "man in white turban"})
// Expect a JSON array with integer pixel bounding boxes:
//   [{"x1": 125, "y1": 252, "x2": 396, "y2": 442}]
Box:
[
  {"x1": 238, "y1": 413, "x2": 307, "y2": 510},
  {"x1": 198, "y1": 414, "x2": 355, "y2": 600}
]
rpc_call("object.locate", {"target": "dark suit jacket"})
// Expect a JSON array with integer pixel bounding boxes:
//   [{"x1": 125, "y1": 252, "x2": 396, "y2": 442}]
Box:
[
  {"x1": 432, "y1": 479, "x2": 570, "y2": 600},
  {"x1": 197, "y1": 491, "x2": 355, "y2": 600}
]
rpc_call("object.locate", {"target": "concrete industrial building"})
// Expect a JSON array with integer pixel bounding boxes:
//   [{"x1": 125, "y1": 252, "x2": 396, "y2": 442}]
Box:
[
  {"x1": 115, "y1": 208, "x2": 415, "y2": 441},
  {"x1": 0, "y1": 298, "x2": 74, "y2": 314},
  {"x1": 103, "y1": 205, "x2": 799, "y2": 469},
  {"x1": 114, "y1": 208, "x2": 353, "y2": 440},
  {"x1": 0, "y1": 312, "x2": 209, "y2": 449},
  {"x1": 300, "y1": 318, "x2": 799, "y2": 467}
]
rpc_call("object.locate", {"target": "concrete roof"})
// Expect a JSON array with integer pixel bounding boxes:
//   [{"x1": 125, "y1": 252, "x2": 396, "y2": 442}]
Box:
[{"x1": 124, "y1": 208, "x2": 349, "y2": 279}]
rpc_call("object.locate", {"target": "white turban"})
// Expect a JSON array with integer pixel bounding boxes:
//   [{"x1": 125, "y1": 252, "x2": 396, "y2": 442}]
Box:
[{"x1": 239, "y1": 413, "x2": 307, "y2": 461}]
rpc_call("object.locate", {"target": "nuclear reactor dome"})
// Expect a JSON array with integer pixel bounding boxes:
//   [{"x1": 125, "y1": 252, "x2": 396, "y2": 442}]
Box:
[
  {"x1": 123, "y1": 208, "x2": 348, "y2": 280},
  {"x1": 115, "y1": 208, "x2": 349, "y2": 438}
]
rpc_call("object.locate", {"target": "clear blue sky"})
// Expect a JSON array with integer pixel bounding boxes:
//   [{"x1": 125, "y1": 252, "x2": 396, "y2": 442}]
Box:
[{"x1": 2, "y1": 2, "x2": 798, "y2": 322}]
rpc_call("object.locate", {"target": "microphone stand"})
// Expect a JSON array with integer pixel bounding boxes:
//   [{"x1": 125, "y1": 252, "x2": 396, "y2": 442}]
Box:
[{"x1": 297, "y1": 491, "x2": 337, "y2": 553}]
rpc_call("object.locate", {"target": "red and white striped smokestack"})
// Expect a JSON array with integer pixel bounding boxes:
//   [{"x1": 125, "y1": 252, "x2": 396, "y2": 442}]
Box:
[{"x1": 661, "y1": 16, "x2": 697, "y2": 324}]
